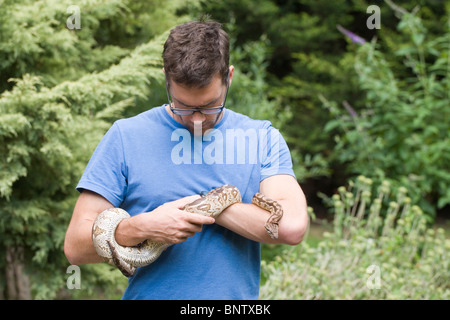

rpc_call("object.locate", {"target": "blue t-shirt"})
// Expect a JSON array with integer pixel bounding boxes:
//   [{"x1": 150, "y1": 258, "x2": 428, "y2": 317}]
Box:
[{"x1": 77, "y1": 105, "x2": 295, "y2": 299}]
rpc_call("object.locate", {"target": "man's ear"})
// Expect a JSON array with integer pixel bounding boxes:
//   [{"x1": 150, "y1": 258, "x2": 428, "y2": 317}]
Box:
[
  {"x1": 162, "y1": 67, "x2": 165, "y2": 74},
  {"x1": 228, "y1": 65, "x2": 235, "y2": 86}
]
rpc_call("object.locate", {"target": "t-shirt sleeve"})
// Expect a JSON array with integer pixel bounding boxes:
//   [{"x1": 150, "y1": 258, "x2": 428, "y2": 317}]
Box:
[
  {"x1": 76, "y1": 122, "x2": 127, "y2": 207},
  {"x1": 260, "y1": 124, "x2": 296, "y2": 181}
]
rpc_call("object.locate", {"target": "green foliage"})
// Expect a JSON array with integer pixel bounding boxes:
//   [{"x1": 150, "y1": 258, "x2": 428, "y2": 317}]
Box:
[
  {"x1": 0, "y1": 0, "x2": 131, "y2": 90},
  {"x1": 322, "y1": 7, "x2": 450, "y2": 216},
  {"x1": 0, "y1": 0, "x2": 193, "y2": 299},
  {"x1": 260, "y1": 176, "x2": 449, "y2": 299},
  {"x1": 196, "y1": 1, "x2": 449, "y2": 199},
  {"x1": 1, "y1": 0, "x2": 448, "y2": 299}
]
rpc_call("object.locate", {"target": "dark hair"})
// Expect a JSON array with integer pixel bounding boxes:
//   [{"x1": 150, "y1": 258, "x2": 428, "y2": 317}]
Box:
[{"x1": 163, "y1": 20, "x2": 229, "y2": 88}]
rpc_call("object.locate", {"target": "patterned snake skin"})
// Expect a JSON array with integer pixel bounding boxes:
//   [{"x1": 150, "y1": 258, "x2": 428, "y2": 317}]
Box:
[{"x1": 92, "y1": 185, "x2": 283, "y2": 277}]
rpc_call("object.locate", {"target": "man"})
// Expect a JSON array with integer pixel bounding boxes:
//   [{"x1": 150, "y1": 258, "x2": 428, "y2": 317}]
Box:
[{"x1": 64, "y1": 20, "x2": 308, "y2": 299}]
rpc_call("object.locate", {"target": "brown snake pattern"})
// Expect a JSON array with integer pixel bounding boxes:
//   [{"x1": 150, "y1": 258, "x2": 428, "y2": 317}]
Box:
[
  {"x1": 92, "y1": 185, "x2": 283, "y2": 277},
  {"x1": 252, "y1": 192, "x2": 284, "y2": 239}
]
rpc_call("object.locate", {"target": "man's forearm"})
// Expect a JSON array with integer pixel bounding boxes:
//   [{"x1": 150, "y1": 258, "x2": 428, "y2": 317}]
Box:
[
  {"x1": 215, "y1": 198, "x2": 308, "y2": 245},
  {"x1": 65, "y1": 219, "x2": 104, "y2": 265},
  {"x1": 214, "y1": 202, "x2": 281, "y2": 244},
  {"x1": 115, "y1": 214, "x2": 149, "y2": 247}
]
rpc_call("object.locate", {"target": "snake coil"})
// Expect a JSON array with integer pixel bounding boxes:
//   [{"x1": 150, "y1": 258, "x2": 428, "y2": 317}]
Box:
[{"x1": 92, "y1": 185, "x2": 283, "y2": 276}]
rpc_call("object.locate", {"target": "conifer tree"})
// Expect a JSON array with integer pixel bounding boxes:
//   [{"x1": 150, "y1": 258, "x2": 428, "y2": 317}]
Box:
[{"x1": 0, "y1": 0, "x2": 192, "y2": 299}]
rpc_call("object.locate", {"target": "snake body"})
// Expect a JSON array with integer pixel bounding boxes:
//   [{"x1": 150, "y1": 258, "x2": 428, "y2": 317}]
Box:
[
  {"x1": 92, "y1": 185, "x2": 283, "y2": 277},
  {"x1": 252, "y1": 192, "x2": 284, "y2": 239}
]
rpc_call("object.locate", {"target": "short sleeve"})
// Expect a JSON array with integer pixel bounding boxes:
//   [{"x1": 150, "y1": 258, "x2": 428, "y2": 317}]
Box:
[
  {"x1": 260, "y1": 125, "x2": 296, "y2": 181},
  {"x1": 76, "y1": 122, "x2": 128, "y2": 207}
]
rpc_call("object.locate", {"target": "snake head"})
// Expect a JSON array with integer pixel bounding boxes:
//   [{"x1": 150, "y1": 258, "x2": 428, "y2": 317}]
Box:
[
  {"x1": 182, "y1": 185, "x2": 242, "y2": 217},
  {"x1": 265, "y1": 223, "x2": 279, "y2": 240}
]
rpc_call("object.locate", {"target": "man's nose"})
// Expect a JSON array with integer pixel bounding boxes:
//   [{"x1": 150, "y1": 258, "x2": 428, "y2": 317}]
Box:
[{"x1": 190, "y1": 110, "x2": 206, "y2": 122}]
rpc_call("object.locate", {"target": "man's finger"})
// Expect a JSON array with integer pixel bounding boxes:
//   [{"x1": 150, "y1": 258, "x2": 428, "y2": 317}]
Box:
[{"x1": 184, "y1": 212, "x2": 215, "y2": 225}]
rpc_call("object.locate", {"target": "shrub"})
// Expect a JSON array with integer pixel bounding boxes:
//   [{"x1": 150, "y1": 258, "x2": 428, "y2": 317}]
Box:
[
  {"x1": 321, "y1": 5, "x2": 450, "y2": 217},
  {"x1": 260, "y1": 176, "x2": 449, "y2": 299}
]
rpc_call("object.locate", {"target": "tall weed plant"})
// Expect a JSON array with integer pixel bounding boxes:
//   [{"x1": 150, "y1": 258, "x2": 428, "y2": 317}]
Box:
[
  {"x1": 321, "y1": 6, "x2": 450, "y2": 217},
  {"x1": 260, "y1": 176, "x2": 449, "y2": 299}
]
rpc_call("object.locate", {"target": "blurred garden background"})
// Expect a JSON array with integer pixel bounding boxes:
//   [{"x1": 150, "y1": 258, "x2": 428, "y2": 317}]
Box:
[{"x1": 0, "y1": 0, "x2": 448, "y2": 299}]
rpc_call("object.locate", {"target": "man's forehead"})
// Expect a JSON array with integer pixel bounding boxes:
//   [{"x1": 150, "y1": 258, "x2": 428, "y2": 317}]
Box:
[
  {"x1": 169, "y1": 77, "x2": 224, "y2": 108},
  {"x1": 172, "y1": 91, "x2": 223, "y2": 109},
  {"x1": 168, "y1": 74, "x2": 222, "y2": 90}
]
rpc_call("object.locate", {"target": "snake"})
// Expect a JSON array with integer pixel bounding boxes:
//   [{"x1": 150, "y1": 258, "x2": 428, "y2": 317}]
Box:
[{"x1": 92, "y1": 184, "x2": 283, "y2": 277}]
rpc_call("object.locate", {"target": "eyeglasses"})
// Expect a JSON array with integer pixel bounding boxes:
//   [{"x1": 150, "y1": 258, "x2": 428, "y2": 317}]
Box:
[
  {"x1": 165, "y1": 76, "x2": 229, "y2": 116},
  {"x1": 170, "y1": 105, "x2": 225, "y2": 116}
]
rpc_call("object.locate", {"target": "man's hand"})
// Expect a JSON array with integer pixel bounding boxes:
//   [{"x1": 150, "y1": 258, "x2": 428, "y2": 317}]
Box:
[
  {"x1": 65, "y1": 191, "x2": 215, "y2": 265},
  {"x1": 115, "y1": 195, "x2": 216, "y2": 247}
]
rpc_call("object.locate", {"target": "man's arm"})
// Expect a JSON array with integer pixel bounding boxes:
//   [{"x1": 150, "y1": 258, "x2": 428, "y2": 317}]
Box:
[
  {"x1": 64, "y1": 190, "x2": 214, "y2": 265},
  {"x1": 64, "y1": 190, "x2": 112, "y2": 265},
  {"x1": 214, "y1": 174, "x2": 308, "y2": 245}
]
